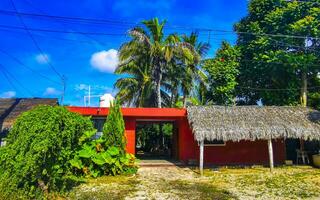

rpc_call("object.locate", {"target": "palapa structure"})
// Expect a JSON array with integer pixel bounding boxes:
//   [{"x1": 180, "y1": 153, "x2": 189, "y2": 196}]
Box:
[{"x1": 187, "y1": 106, "x2": 320, "y2": 174}]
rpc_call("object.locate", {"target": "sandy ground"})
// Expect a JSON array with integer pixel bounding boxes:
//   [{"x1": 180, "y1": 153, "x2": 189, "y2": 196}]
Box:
[{"x1": 125, "y1": 167, "x2": 199, "y2": 200}]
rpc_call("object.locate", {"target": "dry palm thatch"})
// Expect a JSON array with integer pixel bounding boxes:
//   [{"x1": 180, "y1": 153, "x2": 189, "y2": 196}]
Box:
[{"x1": 187, "y1": 106, "x2": 320, "y2": 142}]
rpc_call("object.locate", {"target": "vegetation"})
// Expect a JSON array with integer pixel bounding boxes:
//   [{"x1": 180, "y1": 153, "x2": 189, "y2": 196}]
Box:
[
  {"x1": 0, "y1": 106, "x2": 95, "y2": 199},
  {"x1": 235, "y1": 0, "x2": 320, "y2": 106},
  {"x1": 203, "y1": 42, "x2": 240, "y2": 105},
  {"x1": 66, "y1": 175, "x2": 140, "y2": 200},
  {"x1": 116, "y1": 18, "x2": 202, "y2": 108},
  {"x1": 70, "y1": 100, "x2": 137, "y2": 177},
  {"x1": 115, "y1": 1, "x2": 320, "y2": 108},
  {"x1": 204, "y1": 166, "x2": 320, "y2": 199}
]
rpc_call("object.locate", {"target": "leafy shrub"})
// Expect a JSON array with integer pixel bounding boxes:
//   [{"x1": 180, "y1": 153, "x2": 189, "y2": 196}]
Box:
[
  {"x1": 103, "y1": 99, "x2": 126, "y2": 152},
  {"x1": 70, "y1": 100, "x2": 137, "y2": 177},
  {"x1": 70, "y1": 133, "x2": 137, "y2": 177},
  {"x1": 0, "y1": 106, "x2": 95, "y2": 199}
]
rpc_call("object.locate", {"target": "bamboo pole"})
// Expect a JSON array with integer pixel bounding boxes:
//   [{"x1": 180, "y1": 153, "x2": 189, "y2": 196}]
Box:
[
  {"x1": 268, "y1": 138, "x2": 274, "y2": 172},
  {"x1": 200, "y1": 140, "x2": 204, "y2": 176}
]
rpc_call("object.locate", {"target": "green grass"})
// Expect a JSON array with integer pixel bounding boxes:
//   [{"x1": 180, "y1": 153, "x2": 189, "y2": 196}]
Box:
[
  {"x1": 65, "y1": 175, "x2": 139, "y2": 200},
  {"x1": 204, "y1": 166, "x2": 320, "y2": 199},
  {"x1": 161, "y1": 179, "x2": 237, "y2": 200}
]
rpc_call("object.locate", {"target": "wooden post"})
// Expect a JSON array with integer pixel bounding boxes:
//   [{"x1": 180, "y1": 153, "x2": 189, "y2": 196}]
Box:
[
  {"x1": 268, "y1": 138, "x2": 274, "y2": 172},
  {"x1": 200, "y1": 140, "x2": 204, "y2": 176}
]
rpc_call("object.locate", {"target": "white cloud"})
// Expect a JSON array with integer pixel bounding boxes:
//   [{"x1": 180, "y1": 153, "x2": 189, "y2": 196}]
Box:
[
  {"x1": 0, "y1": 91, "x2": 16, "y2": 98},
  {"x1": 90, "y1": 49, "x2": 118, "y2": 73},
  {"x1": 43, "y1": 87, "x2": 62, "y2": 96},
  {"x1": 35, "y1": 53, "x2": 50, "y2": 64}
]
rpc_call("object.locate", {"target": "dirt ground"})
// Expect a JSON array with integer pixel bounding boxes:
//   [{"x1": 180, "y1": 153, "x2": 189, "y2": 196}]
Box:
[{"x1": 67, "y1": 166, "x2": 320, "y2": 200}]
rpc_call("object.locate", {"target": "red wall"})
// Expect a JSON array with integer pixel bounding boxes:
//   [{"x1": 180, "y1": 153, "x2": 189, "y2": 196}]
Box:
[
  {"x1": 124, "y1": 117, "x2": 136, "y2": 154},
  {"x1": 67, "y1": 106, "x2": 286, "y2": 165},
  {"x1": 178, "y1": 118, "x2": 286, "y2": 165}
]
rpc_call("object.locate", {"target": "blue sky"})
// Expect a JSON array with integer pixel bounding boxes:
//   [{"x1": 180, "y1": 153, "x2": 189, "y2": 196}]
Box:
[{"x1": 0, "y1": 0, "x2": 247, "y2": 106}]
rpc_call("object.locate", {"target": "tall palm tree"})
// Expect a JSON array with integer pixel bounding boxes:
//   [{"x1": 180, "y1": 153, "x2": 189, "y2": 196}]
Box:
[
  {"x1": 180, "y1": 32, "x2": 210, "y2": 107},
  {"x1": 119, "y1": 18, "x2": 197, "y2": 108},
  {"x1": 114, "y1": 61, "x2": 154, "y2": 107}
]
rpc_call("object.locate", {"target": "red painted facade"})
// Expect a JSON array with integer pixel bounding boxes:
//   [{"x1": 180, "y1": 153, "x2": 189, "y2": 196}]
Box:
[{"x1": 67, "y1": 106, "x2": 286, "y2": 165}]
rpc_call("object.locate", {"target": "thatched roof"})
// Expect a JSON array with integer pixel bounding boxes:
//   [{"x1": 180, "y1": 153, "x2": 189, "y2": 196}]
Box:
[{"x1": 187, "y1": 106, "x2": 320, "y2": 142}]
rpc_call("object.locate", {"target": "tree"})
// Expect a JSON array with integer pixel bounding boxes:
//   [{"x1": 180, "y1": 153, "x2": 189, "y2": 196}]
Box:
[
  {"x1": 202, "y1": 42, "x2": 240, "y2": 105},
  {"x1": 103, "y1": 99, "x2": 126, "y2": 153},
  {"x1": 114, "y1": 57, "x2": 155, "y2": 107},
  {"x1": 180, "y1": 32, "x2": 209, "y2": 107},
  {"x1": 235, "y1": 0, "x2": 320, "y2": 106},
  {"x1": 0, "y1": 106, "x2": 95, "y2": 199},
  {"x1": 118, "y1": 18, "x2": 198, "y2": 108}
]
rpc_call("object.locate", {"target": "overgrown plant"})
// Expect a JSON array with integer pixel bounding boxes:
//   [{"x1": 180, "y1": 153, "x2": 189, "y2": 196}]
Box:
[
  {"x1": 70, "y1": 100, "x2": 137, "y2": 177},
  {"x1": 0, "y1": 106, "x2": 95, "y2": 199}
]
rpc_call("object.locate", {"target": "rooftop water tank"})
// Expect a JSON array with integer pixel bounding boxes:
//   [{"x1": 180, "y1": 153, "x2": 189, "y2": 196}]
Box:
[{"x1": 99, "y1": 93, "x2": 114, "y2": 107}]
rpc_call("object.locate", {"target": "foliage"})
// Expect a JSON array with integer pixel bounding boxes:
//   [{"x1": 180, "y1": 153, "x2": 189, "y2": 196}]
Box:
[
  {"x1": 70, "y1": 100, "x2": 137, "y2": 177},
  {"x1": 103, "y1": 99, "x2": 126, "y2": 152},
  {"x1": 70, "y1": 135, "x2": 137, "y2": 177},
  {"x1": 235, "y1": 0, "x2": 320, "y2": 106},
  {"x1": 118, "y1": 18, "x2": 199, "y2": 108},
  {"x1": 0, "y1": 105, "x2": 95, "y2": 199},
  {"x1": 202, "y1": 42, "x2": 240, "y2": 105},
  {"x1": 136, "y1": 123, "x2": 173, "y2": 153}
]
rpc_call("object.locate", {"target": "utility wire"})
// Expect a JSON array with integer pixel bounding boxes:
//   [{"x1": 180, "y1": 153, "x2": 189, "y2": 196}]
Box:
[
  {"x1": 9, "y1": 0, "x2": 66, "y2": 103},
  {"x1": 22, "y1": 0, "x2": 110, "y2": 47},
  {"x1": 0, "y1": 63, "x2": 35, "y2": 96},
  {"x1": 0, "y1": 48, "x2": 61, "y2": 85},
  {"x1": 0, "y1": 24, "x2": 127, "y2": 36},
  {"x1": 0, "y1": 9, "x2": 320, "y2": 40}
]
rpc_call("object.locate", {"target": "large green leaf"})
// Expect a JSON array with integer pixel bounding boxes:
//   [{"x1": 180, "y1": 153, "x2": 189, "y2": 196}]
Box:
[{"x1": 107, "y1": 146, "x2": 120, "y2": 156}]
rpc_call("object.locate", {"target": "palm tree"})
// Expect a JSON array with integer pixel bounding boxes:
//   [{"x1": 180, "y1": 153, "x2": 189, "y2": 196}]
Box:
[
  {"x1": 114, "y1": 60, "x2": 154, "y2": 107},
  {"x1": 180, "y1": 32, "x2": 210, "y2": 107},
  {"x1": 118, "y1": 18, "x2": 197, "y2": 108}
]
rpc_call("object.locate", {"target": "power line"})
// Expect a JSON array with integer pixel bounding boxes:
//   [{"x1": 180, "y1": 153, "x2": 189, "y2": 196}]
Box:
[
  {"x1": 0, "y1": 48, "x2": 61, "y2": 85},
  {"x1": 9, "y1": 0, "x2": 65, "y2": 103},
  {"x1": 0, "y1": 9, "x2": 320, "y2": 40},
  {"x1": 8, "y1": 1, "x2": 63, "y2": 79},
  {"x1": 0, "y1": 63, "x2": 35, "y2": 96},
  {"x1": 0, "y1": 24, "x2": 127, "y2": 36},
  {"x1": 22, "y1": 0, "x2": 111, "y2": 48}
]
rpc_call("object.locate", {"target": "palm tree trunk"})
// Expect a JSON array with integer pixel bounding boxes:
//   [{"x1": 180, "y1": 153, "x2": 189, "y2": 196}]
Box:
[
  {"x1": 153, "y1": 61, "x2": 162, "y2": 108},
  {"x1": 156, "y1": 72, "x2": 162, "y2": 108},
  {"x1": 183, "y1": 95, "x2": 188, "y2": 108}
]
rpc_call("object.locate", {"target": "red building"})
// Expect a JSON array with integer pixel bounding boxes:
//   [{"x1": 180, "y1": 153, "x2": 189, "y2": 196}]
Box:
[{"x1": 67, "y1": 106, "x2": 315, "y2": 166}]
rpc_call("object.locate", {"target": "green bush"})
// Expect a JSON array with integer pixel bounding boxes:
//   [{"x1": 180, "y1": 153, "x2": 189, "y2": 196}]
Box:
[
  {"x1": 0, "y1": 106, "x2": 95, "y2": 199},
  {"x1": 70, "y1": 100, "x2": 137, "y2": 177},
  {"x1": 103, "y1": 99, "x2": 126, "y2": 152},
  {"x1": 70, "y1": 134, "x2": 137, "y2": 177}
]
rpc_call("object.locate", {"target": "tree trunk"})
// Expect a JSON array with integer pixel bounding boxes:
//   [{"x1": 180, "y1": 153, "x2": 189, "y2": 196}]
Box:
[
  {"x1": 199, "y1": 140, "x2": 204, "y2": 176},
  {"x1": 152, "y1": 61, "x2": 162, "y2": 108},
  {"x1": 268, "y1": 139, "x2": 274, "y2": 172},
  {"x1": 300, "y1": 71, "x2": 307, "y2": 151},
  {"x1": 300, "y1": 71, "x2": 307, "y2": 107},
  {"x1": 183, "y1": 95, "x2": 188, "y2": 108},
  {"x1": 156, "y1": 72, "x2": 162, "y2": 108}
]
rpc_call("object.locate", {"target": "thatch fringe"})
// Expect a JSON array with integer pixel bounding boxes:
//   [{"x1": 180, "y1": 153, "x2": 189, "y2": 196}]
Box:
[{"x1": 187, "y1": 106, "x2": 320, "y2": 142}]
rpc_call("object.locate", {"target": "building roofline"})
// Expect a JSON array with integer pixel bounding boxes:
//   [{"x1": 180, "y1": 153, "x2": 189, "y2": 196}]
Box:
[{"x1": 66, "y1": 106, "x2": 187, "y2": 118}]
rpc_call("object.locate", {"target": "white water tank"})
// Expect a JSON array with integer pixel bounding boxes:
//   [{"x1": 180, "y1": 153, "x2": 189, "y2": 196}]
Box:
[{"x1": 99, "y1": 93, "x2": 114, "y2": 107}]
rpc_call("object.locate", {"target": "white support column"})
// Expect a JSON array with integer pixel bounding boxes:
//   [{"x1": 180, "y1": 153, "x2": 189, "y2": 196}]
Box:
[
  {"x1": 200, "y1": 140, "x2": 204, "y2": 176},
  {"x1": 268, "y1": 138, "x2": 274, "y2": 172}
]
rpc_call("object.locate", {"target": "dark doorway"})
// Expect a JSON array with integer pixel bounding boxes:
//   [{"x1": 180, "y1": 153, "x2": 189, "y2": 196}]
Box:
[{"x1": 135, "y1": 121, "x2": 177, "y2": 160}]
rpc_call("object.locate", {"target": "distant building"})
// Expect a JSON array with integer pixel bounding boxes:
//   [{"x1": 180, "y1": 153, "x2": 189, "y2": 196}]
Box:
[{"x1": 0, "y1": 98, "x2": 58, "y2": 146}]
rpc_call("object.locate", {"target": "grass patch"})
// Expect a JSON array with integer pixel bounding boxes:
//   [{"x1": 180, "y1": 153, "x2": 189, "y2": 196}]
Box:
[
  {"x1": 65, "y1": 175, "x2": 139, "y2": 200},
  {"x1": 204, "y1": 166, "x2": 320, "y2": 199},
  {"x1": 164, "y1": 179, "x2": 237, "y2": 200}
]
